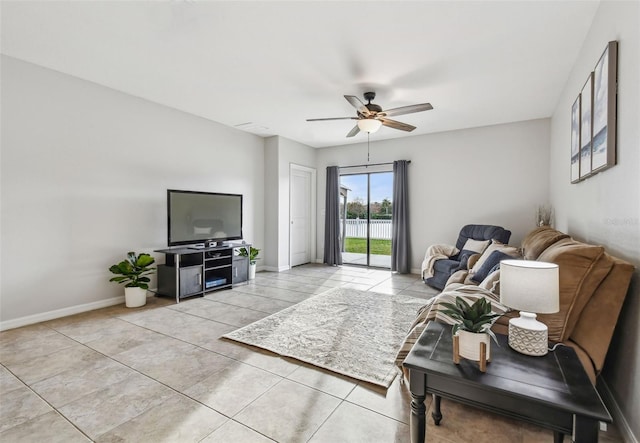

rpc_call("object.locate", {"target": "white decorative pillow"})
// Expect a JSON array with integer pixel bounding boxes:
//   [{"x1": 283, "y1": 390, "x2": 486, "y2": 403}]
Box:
[
  {"x1": 471, "y1": 241, "x2": 520, "y2": 274},
  {"x1": 461, "y1": 238, "x2": 490, "y2": 254}
]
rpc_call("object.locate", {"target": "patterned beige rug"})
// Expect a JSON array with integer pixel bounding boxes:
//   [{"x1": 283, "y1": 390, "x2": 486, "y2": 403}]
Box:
[{"x1": 222, "y1": 287, "x2": 426, "y2": 388}]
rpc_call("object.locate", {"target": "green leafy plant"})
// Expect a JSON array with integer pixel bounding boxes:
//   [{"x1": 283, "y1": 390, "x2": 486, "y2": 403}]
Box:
[
  {"x1": 440, "y1": 296, "x2": 501, "y2": 344},
  {"x1": 238, "y1": 247, "x2": 261, "y2": 265},
  {"x1": 108, "y1": 252, "x2": 156, "y2": 289}
]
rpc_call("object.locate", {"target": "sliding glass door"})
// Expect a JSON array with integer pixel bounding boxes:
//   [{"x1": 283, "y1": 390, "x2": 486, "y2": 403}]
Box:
[{"x1": 339, "y1": 171, "x2": 393, "y2": 268}]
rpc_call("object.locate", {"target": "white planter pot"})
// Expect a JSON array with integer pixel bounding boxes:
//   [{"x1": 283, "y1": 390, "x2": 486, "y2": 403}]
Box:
[
  {"x1": 457, "y1": 330, "x2": 491, "y2": 361},
  {"x1": 249, "y1": 263, "x2": 257, "y2": 280},
  {"x1": 124, "y1": 287, "x2": 147, "y2": 308}
]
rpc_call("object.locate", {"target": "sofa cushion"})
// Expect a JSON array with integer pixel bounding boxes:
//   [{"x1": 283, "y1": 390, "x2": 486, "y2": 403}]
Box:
[
  {"x1": 536, "y1": 238, "x2": 613, "y2": 342},
  {"x1": 433, "y1": 259, "x2": 461, "y2": 274},
  {"x1": 471, "y1": 241, "x2": 520, "y2": 274},
  {"x1": 569, "y1": 255, "x2": 634, "y2": 375},
  {"x1": 471, "y1": 251, "x2": 513, "y2": 283},
  {"x1": 522, "y1": 227, "x2": 570, "y2": 260}
]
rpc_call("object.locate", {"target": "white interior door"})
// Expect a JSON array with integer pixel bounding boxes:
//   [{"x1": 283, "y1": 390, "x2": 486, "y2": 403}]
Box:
[{"x1": 290, "y1": 167, "x2": 311, "y2": 267}]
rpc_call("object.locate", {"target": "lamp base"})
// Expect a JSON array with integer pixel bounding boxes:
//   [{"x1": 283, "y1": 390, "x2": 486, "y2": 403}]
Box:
[{"x1": 508, "y1": 312, "x2": 548, "y2": 356}]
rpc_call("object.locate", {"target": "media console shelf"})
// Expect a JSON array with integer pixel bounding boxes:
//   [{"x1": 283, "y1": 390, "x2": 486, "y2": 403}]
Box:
[{"x1": 155, "y1": 243, "x2": 251, "y2": 303}]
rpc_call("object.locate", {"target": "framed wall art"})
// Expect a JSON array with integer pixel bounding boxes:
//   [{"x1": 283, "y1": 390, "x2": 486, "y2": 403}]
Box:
[
  {"x1": 579, "y1": 73, "x2": 593, "y2": 180},
  {"x1": 570, "y1": 94, "x2": 581, "y2": 183},
  {"x1": 591, "y1": 41, "x2": 618, "y2": 173},
  {"x1": 571, "y1": 40, "x2": 618, "y2": 184}
]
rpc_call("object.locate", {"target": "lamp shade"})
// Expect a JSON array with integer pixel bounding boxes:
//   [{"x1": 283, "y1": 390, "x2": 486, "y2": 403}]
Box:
[
  {"x1": 357, "y1": 118, "x2": 382, "y2": 133},
  {"x1": 500, "y1": 260, "x2": 559, "y2": 314}
]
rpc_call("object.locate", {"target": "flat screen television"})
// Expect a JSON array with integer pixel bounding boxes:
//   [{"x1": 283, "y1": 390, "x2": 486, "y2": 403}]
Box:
[{"x1": 167, "y1": 189, "x2": 243, "y2": 247}]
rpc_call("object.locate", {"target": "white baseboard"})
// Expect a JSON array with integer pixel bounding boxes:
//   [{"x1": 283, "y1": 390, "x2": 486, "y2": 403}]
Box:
[
  {"x1": 260, "y1": 265, "x2": 291, "y2": 272},
  {"x1": 599, "y1": 378, "x2": 638, "y2": 443},
  {"x1": 0, "y1": 296, "x2": 126, "y2": 331}
]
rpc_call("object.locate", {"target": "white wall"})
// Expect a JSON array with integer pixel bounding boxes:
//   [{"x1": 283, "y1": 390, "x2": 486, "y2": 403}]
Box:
[
  {"x1": 0, "y1": 57, "x2": 265, "y2": 328},
  {"x1": 548, "y1": 1, "x2": 639, "y2": 440},
  {"x1": 316, "y1": 119, "x2": 551, "y2": 270},
  {"x1": 262, "y1": 136, "x2": 317, "y2": 271},
  {"x1": 263, "y1": 137, "x2": 279, "y2": 270},
  {"x1": 277, "y1": 137, "x2": 317, "y2": 269}
]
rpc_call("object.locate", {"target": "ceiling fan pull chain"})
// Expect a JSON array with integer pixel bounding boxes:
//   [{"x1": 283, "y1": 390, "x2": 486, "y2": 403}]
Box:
[{"x1": 367, "y1": 133, "x2": 370, "y2": 163}]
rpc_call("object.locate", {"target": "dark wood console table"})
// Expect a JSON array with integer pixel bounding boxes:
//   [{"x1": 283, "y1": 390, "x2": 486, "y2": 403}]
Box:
[
  {"x1": 403, "y1": 322, "x2": 611, "y2": 443},
  {"x1": 155, "y1": 243, "x2": 250, "y2": 303}
]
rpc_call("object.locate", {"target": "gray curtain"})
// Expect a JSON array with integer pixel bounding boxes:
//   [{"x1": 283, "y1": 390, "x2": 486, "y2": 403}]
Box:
[
  {"x1": 324, "y1": 166, "x2": 343, "y2": 265},
  {"x1": 391, "y1": 160, "x2": 410, "y2": 273}
]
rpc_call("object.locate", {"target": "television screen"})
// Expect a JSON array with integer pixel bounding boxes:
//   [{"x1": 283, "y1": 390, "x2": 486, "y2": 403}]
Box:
[{"x1": 168, "y1": 190, "x2": 243, "y2": 247}]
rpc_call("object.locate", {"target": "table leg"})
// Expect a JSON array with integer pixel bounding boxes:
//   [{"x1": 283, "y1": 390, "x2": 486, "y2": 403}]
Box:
[
  {"x1": 409, "y1": 370, "x2": 426, "y2": 443},
  {"x1": 553, "y1": 431, "x2": 564, "y2": 443},
  {"x1": 432, "y1": 394, "x2": 443, "y2": 425},
  {"x1": 573, "y1": 415, "x2": 598, "y2": 443}
]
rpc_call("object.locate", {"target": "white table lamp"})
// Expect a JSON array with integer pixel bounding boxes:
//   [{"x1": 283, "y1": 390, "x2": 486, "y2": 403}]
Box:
[{"x1": 500, "y1": 260, "x2": 559, "y2": 356}]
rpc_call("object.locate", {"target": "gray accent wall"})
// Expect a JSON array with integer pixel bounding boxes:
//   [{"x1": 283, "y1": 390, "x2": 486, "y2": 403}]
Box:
[{"x1": 548, "y1": 1, "x2": 639, "y2": 440}]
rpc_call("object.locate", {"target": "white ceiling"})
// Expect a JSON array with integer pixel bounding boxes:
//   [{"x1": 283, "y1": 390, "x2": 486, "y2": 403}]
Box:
[{"x1": 1, "y1": 1, "x2": 600, "y2": 148}]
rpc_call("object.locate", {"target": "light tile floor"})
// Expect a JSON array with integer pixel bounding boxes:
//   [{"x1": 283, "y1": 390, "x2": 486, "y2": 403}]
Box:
[{"x1": 0, "y1": 264, "x2": 622, "y2": 442}]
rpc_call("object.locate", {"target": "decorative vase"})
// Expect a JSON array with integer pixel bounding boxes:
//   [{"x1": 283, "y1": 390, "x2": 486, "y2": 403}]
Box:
[
  {"x1": 124, "y1": 287, "x2": 147, "y2": 308},
  {"x1": 249, "y1": 262, "x2": 256, "y2": 280},
  {"x1": 457, "y1": 330, "x2": 491, "y2": 361}
]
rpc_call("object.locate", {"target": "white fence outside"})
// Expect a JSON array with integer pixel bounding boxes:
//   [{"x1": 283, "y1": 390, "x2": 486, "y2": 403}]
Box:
[{"x1": 342, "y1": 218, "x2": 392, "y2": 240}]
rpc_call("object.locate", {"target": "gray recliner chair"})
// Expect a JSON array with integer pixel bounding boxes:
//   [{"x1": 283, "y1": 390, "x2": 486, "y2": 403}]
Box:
[{"x1": 424, "y1": 224, "x2": 511, "y2": 290}]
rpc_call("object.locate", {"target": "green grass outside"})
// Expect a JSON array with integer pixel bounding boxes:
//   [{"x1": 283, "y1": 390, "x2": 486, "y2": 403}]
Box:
[{"x1": 344, "y1": 237, "x2": 391, "y2": 255}]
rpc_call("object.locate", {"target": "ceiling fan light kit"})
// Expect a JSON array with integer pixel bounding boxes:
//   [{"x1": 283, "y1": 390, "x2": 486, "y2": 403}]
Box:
[
  {"x1": 357, "y1": 119, "x2": 382, "y2": 133},
  {"x1": 306, "y1": 91, "x2": 433, "y2": 138}
]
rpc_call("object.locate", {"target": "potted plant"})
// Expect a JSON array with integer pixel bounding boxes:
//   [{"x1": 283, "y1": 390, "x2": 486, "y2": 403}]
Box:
[
  {"x1": 441, "y1": 296, "x2": 500, "y2": 364},
  {"x1": 239, "y1": 246, "x2": 260, "y2": 280},
  {"x1": 108, "y1": 252, "x2": 156, "y2": 308}
]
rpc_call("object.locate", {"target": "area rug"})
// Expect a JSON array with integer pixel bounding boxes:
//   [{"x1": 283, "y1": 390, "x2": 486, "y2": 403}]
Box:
[{"x1": 222, "y1": 287, "x2": 426, "y2": 388}]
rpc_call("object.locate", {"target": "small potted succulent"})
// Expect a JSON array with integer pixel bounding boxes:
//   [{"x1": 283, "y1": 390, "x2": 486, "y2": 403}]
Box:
[
  {"x1": 239, "y1": 246, "x2": 261, "y2": 280},
  {"x1": 108, "y1": 252, "x2": 156, "y2": 308},
  {"x1": 441, "y1": 296, "x2": 500, "y2": 362}
]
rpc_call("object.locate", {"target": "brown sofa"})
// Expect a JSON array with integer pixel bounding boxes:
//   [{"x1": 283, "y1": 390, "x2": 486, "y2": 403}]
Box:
[{"x1": 492, "y1": 227, "x2": 634, "y2": 383}]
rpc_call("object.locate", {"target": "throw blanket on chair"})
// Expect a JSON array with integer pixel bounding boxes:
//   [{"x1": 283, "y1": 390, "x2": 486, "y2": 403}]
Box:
[
  {"x1": 421, "y1": 244, "x2": 459, "y2": 279},
  {"x1": 395, "y1": 284, "x2": 510, "y2": 375}
]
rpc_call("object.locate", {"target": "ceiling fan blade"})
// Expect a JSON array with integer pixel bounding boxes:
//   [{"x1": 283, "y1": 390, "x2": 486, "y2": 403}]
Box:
[
  {"x1": 344, "y1": 95, "x2": 372, "y2": 117},
  {"x1": 346, "y1": 125, "x2": 360, "y2": 137},
  {"x1": 306, "y1": 117, "x2": 358, "y2": 121},
  {"x1": 378, "y1": 103, "x2": 433, "y2": 118},
  {"x1": 380, "y1": 118, "x2": 416, "y2": 132}
]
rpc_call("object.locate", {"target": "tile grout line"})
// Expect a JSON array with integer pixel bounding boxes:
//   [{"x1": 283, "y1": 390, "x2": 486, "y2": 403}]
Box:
[
  {"x1": 0, "y1": 360, "x2": 95, "y2": 442},
  {"x1": 1, "y1": 265, "x2": 430, "y2": 442}
]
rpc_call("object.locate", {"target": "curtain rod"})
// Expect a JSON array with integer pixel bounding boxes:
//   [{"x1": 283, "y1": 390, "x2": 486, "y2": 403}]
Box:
[{"x1": 339, "y1": 160, "x2": 411, "y2": 169}]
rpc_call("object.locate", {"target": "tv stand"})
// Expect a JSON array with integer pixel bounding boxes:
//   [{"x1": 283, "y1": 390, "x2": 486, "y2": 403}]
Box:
[{"x1": 154, "y1": 243, "x2": 250, "y2": 303}]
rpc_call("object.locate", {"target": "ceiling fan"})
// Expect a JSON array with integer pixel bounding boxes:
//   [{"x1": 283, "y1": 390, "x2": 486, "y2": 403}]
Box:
[{"x1": 306, "y1": 92, "x2": 433, "y2": 137}]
